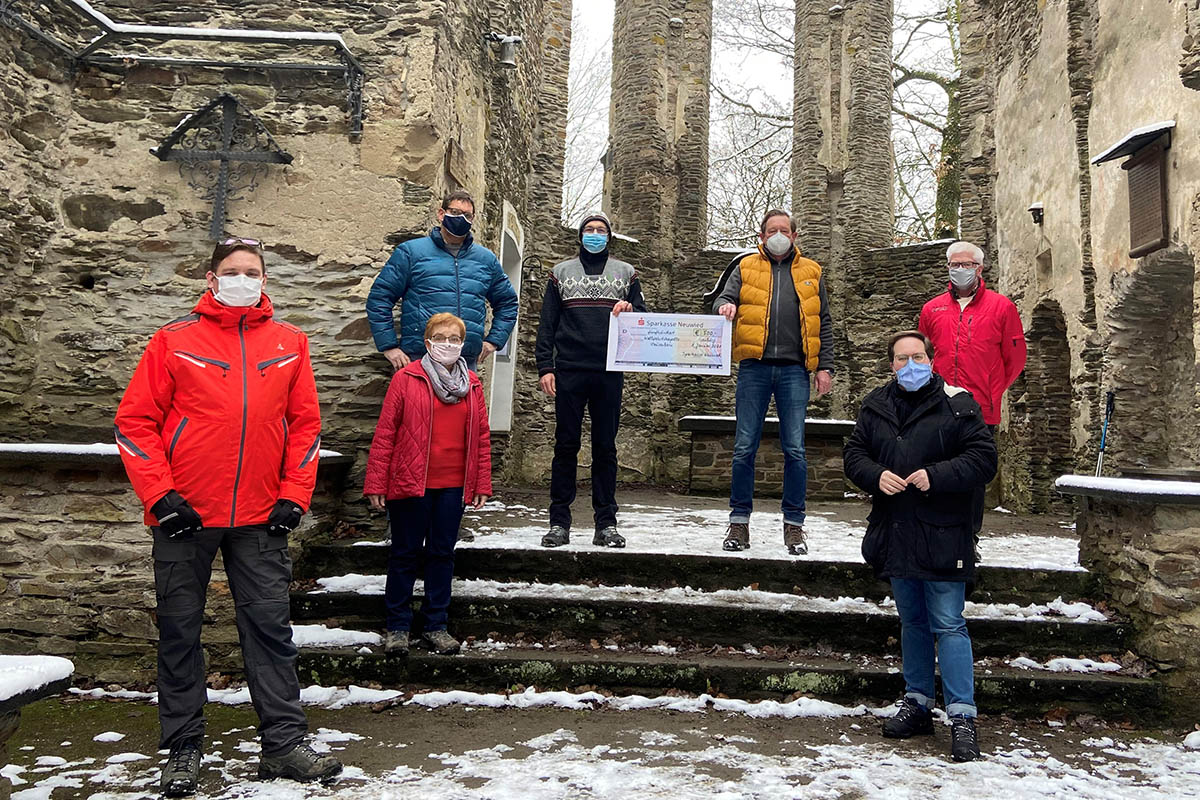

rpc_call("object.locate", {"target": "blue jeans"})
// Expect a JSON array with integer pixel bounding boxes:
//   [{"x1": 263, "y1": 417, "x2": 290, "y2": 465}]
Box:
[
  {"x1": 890, "y1": 578, "x2": 977, "y2": 717},
  {"x1": 385, "y1": 489, "x2": 465, "y2": 632},
  {"x1": 729, "y1": 360, "x2": 810, "y2": 526}
]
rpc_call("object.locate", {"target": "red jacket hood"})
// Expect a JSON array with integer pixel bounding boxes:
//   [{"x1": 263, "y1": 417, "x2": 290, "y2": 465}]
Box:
[{"x1": 193, "y1": 290, "x2": 275, "y2": 327}]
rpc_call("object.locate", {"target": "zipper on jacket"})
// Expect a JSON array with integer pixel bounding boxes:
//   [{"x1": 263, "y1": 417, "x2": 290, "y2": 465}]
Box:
[
  {"x1": 462, "y1": 389, "x2": 476, "y2": 503},
  {"x1": 230, "y1": 317, "x2": 249, "y2": 526},
  {"x1": 952, "y1": 301, "x2": 964, "y2": 385},
  {"x1": 279, "y1": 417, "x2": 289, "y2": 477},
  {"x1": 422, "y1": 376, "x2": 435, "y2": 488},
  {"x1": 168, "y1": 416, "x2": 190, "y2": 462},
  {"x1": 454, "y1": 256, "x2": 462, "y2": 319},
  {"x1": 256, "y1": 353, "x2": 299, "y2": 374},
  {"x1": 763, "y1": 258, "x2": 774, "y2": 358},
  {"x1": 771, "y1": 260, "x2": 782, "y2": 360},
  {"x1": 174, "y1": 350, "x2": 231, "y2": 376}
]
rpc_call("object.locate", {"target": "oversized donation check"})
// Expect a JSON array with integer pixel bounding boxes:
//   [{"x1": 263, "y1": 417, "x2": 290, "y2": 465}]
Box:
[{"x1": 606, "y1": 312, "x2": 732, "y2": 375}]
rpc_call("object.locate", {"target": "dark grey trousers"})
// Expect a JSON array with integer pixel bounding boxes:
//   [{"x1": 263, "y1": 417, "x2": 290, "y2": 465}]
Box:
[{"x1": 153, "y1": 525, "x2": 307, "y2": 756}]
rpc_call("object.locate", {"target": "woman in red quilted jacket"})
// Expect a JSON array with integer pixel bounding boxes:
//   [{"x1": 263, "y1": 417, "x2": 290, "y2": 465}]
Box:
[{"x1": 364, "y1": 312, "x2": 492, "y2": 657}]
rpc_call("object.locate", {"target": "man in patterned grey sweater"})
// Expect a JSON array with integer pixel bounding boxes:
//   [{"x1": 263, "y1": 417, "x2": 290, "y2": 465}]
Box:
[{"x1": 535, "y1": 212, "x2": 647, "y2": 548}]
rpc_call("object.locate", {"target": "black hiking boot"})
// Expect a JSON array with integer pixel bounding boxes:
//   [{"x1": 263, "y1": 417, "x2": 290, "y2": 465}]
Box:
[
  {"x1": 593, "y1": 526, "x2": 625, "y2": 548},
  {"x1": 950, "y1": 715, "x2": 980, "y2": 762},
  {"x1": 723, "y1": 522, "x2": 750, "y2": 551},
  {"x1": 160, "y1": 736, "x2": 202, "y2": 797},
  {"x1": 541, "y1": 525, "x2": 570, "y2": 547},
  {"x1": 881, "y1": 697, "x2": 934, "y2": 739},
  {"x1": 258, "y1": 741, "x2": 343, "y2": 783}
]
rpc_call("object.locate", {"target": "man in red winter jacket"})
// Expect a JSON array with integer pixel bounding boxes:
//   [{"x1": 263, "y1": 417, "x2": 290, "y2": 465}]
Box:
[
  {"x1": 114, "y1": 238, "x2": 341, "y2": 796},
  {"x1": 918, "y1": 240, "x2": 1027, "y2": 545}
]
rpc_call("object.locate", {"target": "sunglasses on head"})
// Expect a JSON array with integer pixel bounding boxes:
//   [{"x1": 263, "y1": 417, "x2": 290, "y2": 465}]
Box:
[{"x1": 220, "y1": 237, "x2": 263, "y2": 248}]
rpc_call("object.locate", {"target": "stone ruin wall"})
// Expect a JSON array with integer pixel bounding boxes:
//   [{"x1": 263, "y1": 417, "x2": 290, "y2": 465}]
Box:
[
  {"x1": 792, "y1": 0, "x2": 895, "y2": 423},
  {"x1": 0, "y1": 0, "x2": 574, "y2": 529},
  {"x1": 0, "y1": 0, "x2": 573, "y2": 677},
  {"x1": 961, "y1": 0, "x2": 1200, "y2": 501}
]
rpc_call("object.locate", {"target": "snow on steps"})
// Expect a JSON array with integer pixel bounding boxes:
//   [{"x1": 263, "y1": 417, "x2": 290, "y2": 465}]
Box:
[
  {"x1": 293, "y1": 644, "x2": 1162, "y2": 721},
  {"x1": 296, "y1": 545, "x2": 1097, "y2": 607},
  {"x1": 290, "y1": 581, "x2": 1127, "y2": 661}
]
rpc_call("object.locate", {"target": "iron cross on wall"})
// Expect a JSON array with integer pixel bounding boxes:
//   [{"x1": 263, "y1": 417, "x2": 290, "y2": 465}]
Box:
[{"x1": 151, "y1": 93, "x2": 293, "y2": 240}]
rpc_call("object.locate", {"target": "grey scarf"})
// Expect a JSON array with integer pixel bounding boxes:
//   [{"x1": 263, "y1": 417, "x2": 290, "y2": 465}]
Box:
[{"x1": 421, "y1": 354, "x2": 470, "y2": 404}]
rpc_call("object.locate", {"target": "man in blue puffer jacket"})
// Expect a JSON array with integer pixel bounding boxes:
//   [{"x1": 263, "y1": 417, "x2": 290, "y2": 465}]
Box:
[{"x1": 367, "y1": 191, "x2": 519, "y2": 371}]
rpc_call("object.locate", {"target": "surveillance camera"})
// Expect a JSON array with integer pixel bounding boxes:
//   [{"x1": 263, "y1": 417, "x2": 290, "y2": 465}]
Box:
[{"x1": 1027, "y1": 202, "x2": 1044, "y2": 225}]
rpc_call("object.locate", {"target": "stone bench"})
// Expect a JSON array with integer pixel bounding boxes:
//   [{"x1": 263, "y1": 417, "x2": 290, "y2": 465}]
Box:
[
  {"x1": 678, "y1": 417, "x2": 858, "y2": 500},
  {"x1": 0, "y1": 655, "x2": 74, "y2": 800},
  {"x1": 1056, "y1": 473, "x2": 1200, "y2": 716}
]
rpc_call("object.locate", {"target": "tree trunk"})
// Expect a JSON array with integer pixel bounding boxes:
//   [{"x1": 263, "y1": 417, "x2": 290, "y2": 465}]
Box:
[{"x1": 933, "y1": 79, "x2": 961, "y2": 239}]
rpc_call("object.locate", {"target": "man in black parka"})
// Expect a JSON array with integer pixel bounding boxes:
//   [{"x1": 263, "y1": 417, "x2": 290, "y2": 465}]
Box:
[{"x1": 843, "y1": 330, "x2": 997, "y2": 763}]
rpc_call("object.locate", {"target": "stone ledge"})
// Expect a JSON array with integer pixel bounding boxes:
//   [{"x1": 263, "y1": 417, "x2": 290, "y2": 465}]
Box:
[
  {"x1": 0, "y1": 676, "x2": 72, "y2": 718},
  {"x1": 679, "y1": 417, "x2": 856, "y2": 437},
  {"x1": 1056, "y1": 474, "x2": 1200, "y2": 506},
  {"x1": 0, "y1": 444, "x2": 354, "y2": 473}
]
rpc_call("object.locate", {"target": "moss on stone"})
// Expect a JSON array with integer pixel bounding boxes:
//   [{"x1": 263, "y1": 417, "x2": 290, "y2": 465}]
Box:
[{"x1": 760, "y1": 671, "x2": 847, "y2": 695}]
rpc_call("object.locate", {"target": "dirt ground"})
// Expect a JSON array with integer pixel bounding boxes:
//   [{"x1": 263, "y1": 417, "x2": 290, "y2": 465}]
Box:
[{"x1": 5, "y1": 695, "x2": 1187, "y2": 798}]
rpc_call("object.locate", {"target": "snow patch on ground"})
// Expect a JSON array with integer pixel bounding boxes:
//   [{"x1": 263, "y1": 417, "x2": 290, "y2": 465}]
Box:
[
  {"x1": 92, "y1": 732, "x2": 124, "y2": 743},
  {"x1": 30, "y1": 723, "x2": 1200, "y2": 799}
]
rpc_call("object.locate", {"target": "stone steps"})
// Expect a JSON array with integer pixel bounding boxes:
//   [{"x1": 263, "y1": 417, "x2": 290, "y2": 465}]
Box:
[
  {"x1": 296, "y1": 545, "x2": 1097, "y2": 606},
  {"x1": 294, "y1": 645, "x2": 1162, "y2": 721},
  {"x1": 291, "y1": 589, "x2": 1127, "y2": 660}
]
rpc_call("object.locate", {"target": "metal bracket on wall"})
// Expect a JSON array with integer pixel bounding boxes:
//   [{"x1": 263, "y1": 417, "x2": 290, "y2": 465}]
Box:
[
  {"x1": 151, "y1": 93, "x2": 293, "y2": 240},
  {"x1": 0, "y1": 0, "x2": 366, "y2": 140}
]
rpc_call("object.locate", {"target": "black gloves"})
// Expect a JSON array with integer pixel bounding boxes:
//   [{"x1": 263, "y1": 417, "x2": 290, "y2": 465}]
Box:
[
  {"x1": 151, "y1": 490, "x2": 204, "y2": 539},
  {"x1": 266, "y1": 499, "x2": 304, "y2": 535}
]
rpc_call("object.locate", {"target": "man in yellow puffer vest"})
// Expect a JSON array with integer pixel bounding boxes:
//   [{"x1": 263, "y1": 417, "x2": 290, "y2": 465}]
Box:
[{"x1": 712, "y1": 209, "x2": 834, "y2": 555}]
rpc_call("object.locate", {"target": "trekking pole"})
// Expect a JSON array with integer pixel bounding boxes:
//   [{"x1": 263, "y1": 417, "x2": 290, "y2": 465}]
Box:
[{"x1": 1095, "y1": 390, "x2": 1115, "y2": 477}]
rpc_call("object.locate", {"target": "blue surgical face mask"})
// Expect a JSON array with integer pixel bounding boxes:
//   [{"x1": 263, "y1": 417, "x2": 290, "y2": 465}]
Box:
[
  {"x1": 581, "y1": 232, "x2": 608, "y2": 254},
  {"x1": 441, "y1": 213, "x2": 472, "y2": 238},
  {"x1": 896, "y1": 359, "x2": 933, "y2": 392}
]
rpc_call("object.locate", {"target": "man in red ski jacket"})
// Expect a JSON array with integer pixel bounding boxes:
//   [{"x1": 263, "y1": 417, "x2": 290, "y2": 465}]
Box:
[
  {"x1": 114, "y1": 238, "x2": 341, "y2": 796},
  {"x1": 918, "y1": 240, "x2": 1027, "y2": 545}
]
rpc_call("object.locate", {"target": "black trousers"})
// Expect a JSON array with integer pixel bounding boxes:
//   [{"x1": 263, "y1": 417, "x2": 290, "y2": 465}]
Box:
[
  {"x1": 972, "y1": 424, "x2": 999, "y2": 535},
  {"x1": 549, "y1": 369, "x2": 624, "y2": 530},
  {"x1": 153, "y1": 525, "x2": 307, "y2": 756}
]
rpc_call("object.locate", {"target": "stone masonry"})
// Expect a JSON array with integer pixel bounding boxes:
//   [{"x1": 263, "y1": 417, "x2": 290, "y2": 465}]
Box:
[
  {"x1": 680, "y1": 418, "x2": 855, "y2": 501},
  {"x1": 0, "y1": 451, "x2": 350, "y2": 683},
  {"x1": 0, "y1": 0, "x2": 575, "y2": 537},
  {"x1": 958, "y1": 0, "x2": 1200, "y2": 495},
  {"x1": 608, "y1": 0, "x2": 712, "y2": 265},
  {"x1": 1073, "y1": 491, "x2": 1200, "y2": 716},
  {"x1": 791, "y1": 0, "x2": 895, "y2": 421}
]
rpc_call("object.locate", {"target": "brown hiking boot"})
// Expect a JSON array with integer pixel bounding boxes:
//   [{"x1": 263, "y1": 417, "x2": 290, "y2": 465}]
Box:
[
  {"x1": 422, "y1": 629, "x2": 461, "y2": 655},
  {"x1": 784, "y1": 523, "x2": 808, "y2": 555},
  {"x1": 723, "y1": 522, "x2": 750, "y2": 551}
]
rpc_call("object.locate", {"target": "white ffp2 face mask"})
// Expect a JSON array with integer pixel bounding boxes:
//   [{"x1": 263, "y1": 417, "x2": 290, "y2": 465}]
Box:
[
  {"x1": 765, "y1": 232, "x2": 793, "y2": 257},
  {"x1": 214, "y1": 274, "x2": 263, "y2": 307},
  {"x1": 427, "y1": 340, "x2": 464, "y2": 366}
]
